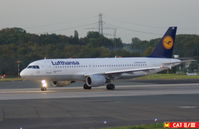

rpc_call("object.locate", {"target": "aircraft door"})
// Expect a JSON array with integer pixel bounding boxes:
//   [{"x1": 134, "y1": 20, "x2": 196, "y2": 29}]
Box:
[{"x1": 44, "y1": 60, "x2": 52, "y2": 75}]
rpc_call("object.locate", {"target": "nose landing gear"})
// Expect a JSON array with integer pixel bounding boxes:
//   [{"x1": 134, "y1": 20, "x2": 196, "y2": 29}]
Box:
[
  {"x1": 41, "y1": 80, "x2": 48, "y2": 91},
  {"x1": 41, "y1": 87, "x2": 47, "y2": 91}
]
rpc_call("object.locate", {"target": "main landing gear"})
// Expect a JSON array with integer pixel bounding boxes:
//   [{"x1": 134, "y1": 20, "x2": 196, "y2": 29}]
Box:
[
  {"x1": 83, "y1": 83, "x2": 115, "y2": 90},
  {"x1": 106, "y1": 83, "x2": 115, "y2": 90},
  {"x1": 83, "y1": 84, "x2": 92, "y2": 89}
]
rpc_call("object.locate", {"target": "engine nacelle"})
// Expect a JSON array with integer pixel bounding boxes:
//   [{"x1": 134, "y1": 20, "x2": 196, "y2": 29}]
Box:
[
  {"x1": 86, "y1": 74, "x2": 107, "y2": 87},
  {"x1": 51, "y1": 81, "x2": 73, "y2": 87}
]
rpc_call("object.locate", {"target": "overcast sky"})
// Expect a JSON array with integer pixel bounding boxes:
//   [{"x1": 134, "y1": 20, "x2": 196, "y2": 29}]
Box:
[{"x1": 0, "y1": 0, "x2": 199, "y2": 43}]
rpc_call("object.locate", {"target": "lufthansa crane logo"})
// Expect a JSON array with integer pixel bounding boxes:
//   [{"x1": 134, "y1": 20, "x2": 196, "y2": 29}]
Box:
[{"x1": 163, "y1": 36, "x2": 174, "y2": 50}]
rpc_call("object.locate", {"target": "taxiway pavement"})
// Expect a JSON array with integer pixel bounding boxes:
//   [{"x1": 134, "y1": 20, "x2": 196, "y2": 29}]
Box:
[{"x1": 0, "y1": 80, "x2": 198, "y2": 129}]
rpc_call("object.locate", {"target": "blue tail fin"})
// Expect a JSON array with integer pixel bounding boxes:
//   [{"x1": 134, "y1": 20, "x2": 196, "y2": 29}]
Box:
[{"x1": 150, "y1": 27, "x2": 177, "y2": 58}]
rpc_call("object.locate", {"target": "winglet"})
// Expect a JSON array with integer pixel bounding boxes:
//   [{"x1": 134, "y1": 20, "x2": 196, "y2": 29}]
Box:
[{"x1": 150, "y1": 27, "x2": 177, "y2": 58}]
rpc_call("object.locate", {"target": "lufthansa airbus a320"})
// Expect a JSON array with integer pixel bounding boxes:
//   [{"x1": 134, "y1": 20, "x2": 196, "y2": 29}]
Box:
[{"x1": 20, "y1": 27, "x2": 181, "y2": 91}]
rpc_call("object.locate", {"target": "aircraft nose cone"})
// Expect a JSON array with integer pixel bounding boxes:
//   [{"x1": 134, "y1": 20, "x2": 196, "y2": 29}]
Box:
[{"x1": 20, "y1": 69, "x2": 26, "y2": 78}]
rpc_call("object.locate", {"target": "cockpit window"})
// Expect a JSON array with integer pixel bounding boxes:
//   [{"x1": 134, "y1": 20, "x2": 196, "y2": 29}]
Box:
[{"x1": 27, "y1": 65, "x2": 40, "y2": 69}]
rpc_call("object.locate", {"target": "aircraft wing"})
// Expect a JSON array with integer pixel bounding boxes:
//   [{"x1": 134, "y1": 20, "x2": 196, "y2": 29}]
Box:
[
  {"x1": 103, "y1": 66, "x2": 162, "y2": 75},
  {"x1": 161, "y1": 61, "x2": 181, "y2": 69},
  {"x1": 180, "y1": 59, "x2": 196, "y2": 63},
  {"x1": 84, "y1": 61, "x2": 182, "y2": 76},
  {"x1": 83, "y1": 66, "x2": 163, "y2": 77}
]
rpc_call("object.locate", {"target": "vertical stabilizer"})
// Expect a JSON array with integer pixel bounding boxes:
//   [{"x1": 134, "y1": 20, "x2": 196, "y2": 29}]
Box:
[{"x1": 150, "y1": 27, "x2": 177, "y2": 58}]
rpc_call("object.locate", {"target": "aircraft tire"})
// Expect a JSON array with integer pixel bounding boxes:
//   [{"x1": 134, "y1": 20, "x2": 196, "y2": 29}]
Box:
[
  {"x1": 41, "y1": 87, "x2": 47, "y2": 91},
  {"x1": 106, "y1": 84, "x2": 115, "y2": 90},
  {"x1": 83, "y1": 84, "x2": 92, "y2": 90}
]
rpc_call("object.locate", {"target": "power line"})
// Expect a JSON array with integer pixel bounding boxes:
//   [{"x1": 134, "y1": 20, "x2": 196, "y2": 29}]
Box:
[
  {"x1": 22, "y1": 14, "x2": 163, "y2": 38},
  {"x1": 105, "y1": 22, "x2": 162, "y2": 36},
  {"x1": 42, "y1": 22, "x2": 97, "y2": 33},
  {"x1": 85, "y1": 14, "x2": 162, "y2": 37},
  {"x1": 24, "y1": 15, "x2": 98, "y2": 30},
  {"x1": 104, "y1": 15, "x2": 166, "y2": 29}
]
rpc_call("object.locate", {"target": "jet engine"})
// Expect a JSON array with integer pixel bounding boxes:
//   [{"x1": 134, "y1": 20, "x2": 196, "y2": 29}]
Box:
[
  {"x1": 51, "y1": 81, "x2": 73, "y2": 87},
  {"x1": 86, "y1": 74, "x2": 107, "y2": 87}
]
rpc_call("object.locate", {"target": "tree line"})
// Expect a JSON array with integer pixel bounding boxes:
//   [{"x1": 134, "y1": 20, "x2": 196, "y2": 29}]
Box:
[
  {"x1": 0, "y1": 28, "x2": 138, "y2": 75},
  {"x1": 0, "y1": 27, "x2": 199, "y2": 75}
]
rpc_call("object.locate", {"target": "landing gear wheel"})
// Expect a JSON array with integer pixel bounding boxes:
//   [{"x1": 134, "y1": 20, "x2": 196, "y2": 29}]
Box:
[
  {"x1": 83, "y1": 84, "x2": 91, "y2": 90},
  {"x1": 41, "y1": 87, "x2": 47, "y2": 91},
  {"x1": 106, "y1": 84, "x2": 115, "y2": 90}
]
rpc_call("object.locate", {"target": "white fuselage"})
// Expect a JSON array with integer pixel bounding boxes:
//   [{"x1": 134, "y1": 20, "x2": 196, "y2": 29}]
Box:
[{"x1": 20, "y1": 57, "x2": 181, "y2": 81}]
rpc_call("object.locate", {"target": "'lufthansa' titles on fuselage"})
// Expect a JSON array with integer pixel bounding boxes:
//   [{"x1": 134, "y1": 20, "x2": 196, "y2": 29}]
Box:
[{"x1": 51, "y1": 61, "x2": 80, "y2": 65}]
